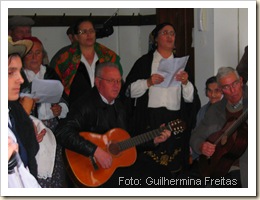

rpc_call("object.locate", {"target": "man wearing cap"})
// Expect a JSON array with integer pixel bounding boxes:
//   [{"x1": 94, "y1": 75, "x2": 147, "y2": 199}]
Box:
[
  {"x1": 8, "y1": 16, "x2": 34, "y2": 42},
  {"x1": 8, "y1": 36, "x2": 41, "y2": 187},
  {"x1": 8, "y1": 15, "x2": 49, "y2": 65}
]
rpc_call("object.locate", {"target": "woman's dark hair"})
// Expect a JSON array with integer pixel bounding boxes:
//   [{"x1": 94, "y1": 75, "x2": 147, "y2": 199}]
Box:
[
  {"x1": 73, "y1": 17, "x2": 95, "y2": 35},
  {"x1": 151, "y1": 23, "x2": 175, "y2": 39},
  {"x1": 150, "y1": 22, "x2": 176, "y2": 51},
  {"x1": 205, "y1": 76, "x2": 217, "y2": 96}
]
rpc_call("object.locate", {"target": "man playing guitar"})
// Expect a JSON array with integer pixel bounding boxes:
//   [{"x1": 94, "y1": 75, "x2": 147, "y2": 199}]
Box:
[
  {"x1": 190, "y1": 67, "x2": 248, "y2": 188},
  {"x1": 55, "y1": 62, "x2": 174, "y2": 187}
]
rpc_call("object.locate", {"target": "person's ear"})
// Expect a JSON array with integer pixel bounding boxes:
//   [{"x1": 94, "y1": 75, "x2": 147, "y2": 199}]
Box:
[
  {"x1": 239, "y1": 77, "x2": 243, "y2": 87},
  {"x1": 94, "y1": 77, "x2": 99, "y2": 88},
  {"x1": 75, "y1": 34, "x2": 79, "y2": 41},
  {"x1": 205, "y1": 89, "x2": 208, "y2": 97}
]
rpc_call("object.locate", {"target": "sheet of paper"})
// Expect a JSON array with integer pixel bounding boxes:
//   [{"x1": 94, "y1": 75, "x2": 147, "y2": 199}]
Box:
[
  {"x1": 155, "y1": 56, "x2": 189, "y2": 88},
  {"x1": 20, "y1": 79, "x2": 64, "y2": 103}
]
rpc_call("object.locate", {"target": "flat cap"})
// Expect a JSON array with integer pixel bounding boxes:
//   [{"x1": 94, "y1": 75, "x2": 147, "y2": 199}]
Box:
[{"x1": 8, "y1": 16, "x2": 35, "y2": 29}]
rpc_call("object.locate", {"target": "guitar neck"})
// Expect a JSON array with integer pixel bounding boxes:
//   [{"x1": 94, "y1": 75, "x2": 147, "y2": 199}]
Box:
[{"x1": 118, "y1": 126, "x2": 169, "y2": 151}]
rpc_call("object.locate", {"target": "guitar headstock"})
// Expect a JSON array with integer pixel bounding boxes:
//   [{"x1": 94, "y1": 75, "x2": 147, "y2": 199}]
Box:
[{"x1": 168, "y1": 119, "x2": 186, "y2": 135}]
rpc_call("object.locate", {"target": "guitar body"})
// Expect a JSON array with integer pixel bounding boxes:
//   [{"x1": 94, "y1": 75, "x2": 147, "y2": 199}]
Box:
[
  {"x1": 199, "y1": 132, "x2": 239, "y2": 178},
  {"x1": 65, "y1": 128, "x2": 137, "y2": 187},
  {"x1": 199, "y1": 116, "x2": 248, "y2": 178},
  {"x1": 64, "y1": 119, "x2": 185, "y2": 187}
]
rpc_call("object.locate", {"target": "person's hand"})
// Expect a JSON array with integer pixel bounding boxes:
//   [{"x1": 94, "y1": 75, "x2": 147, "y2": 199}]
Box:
[
  {"x1": 147, "y1": 74, "x2": 164, "y2": 87},
  {"x1": 8, "y1": 137, "x2": 18, "y2": 161},
  {"x1": 154, "y1": 125, "x2": 171, "y2": 145},
  {"x1": 33, "y1": 122, "x2": 46, "y2": 143},
  {"x1": 175, "y1": 71, "x2": 189, "y2": 85},
  {"x1": 94, "y1": 147, "x2": 113, "y2": 169},
  {"x1": 50, "y1": 103, "x2": 62, "y2": 117},
  {"x1": 200, "y1": 141, "x2": 216, "y2": 157}
]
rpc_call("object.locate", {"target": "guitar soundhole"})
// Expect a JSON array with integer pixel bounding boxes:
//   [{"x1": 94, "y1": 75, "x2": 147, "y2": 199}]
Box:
[{"x1": 108, "y1": 142, "x2": 121, "y2": 156}]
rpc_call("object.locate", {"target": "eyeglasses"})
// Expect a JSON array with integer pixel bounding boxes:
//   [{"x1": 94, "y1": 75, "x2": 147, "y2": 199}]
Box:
[
  {"x1": 78, "y1": 29, "x2": 95, "y2": 35},
  {"x1": 98, "y1": 77, "x2": 122, "y2": 85},
  {"x1": 159, "y1": 30, "x2": 175, "y2": 37},
  {"x1": 221, "y1": 80, "x2": 240, "y2": 91}
]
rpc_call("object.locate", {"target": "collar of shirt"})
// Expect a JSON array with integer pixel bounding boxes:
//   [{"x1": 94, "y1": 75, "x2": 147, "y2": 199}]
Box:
[
  {"x1": 154, "y1": 50, "x2": 174, "y2": 61},
  {"x1": 99, "y1": 93, "x2": 115, "y2": 105},
  {"x1": 232, "y1": 98, "x2": 243, "y2": 110},
  {"x1": 81, "y1": 53, "x2": 98, "y2": 87},
  {"x1": 24, "y1": 64, "x2": 46, "y2": 82}
]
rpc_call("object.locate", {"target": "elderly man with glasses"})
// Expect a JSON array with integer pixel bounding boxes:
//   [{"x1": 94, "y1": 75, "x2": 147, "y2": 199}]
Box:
[
  {"x1": 55, "y1": 62, "x2": 173, "y2": 188},
  {"x1": 190, "y1": 66, "x2": 248, "y2": 188}
]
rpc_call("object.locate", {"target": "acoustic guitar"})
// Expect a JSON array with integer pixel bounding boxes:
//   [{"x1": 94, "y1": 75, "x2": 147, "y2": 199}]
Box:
[
  {"x1": 199, "y1": 108, "x2": 248, "y2": 178},
  {"x1": 65, "y1": 119, "x2": 186, "y2": 187}
]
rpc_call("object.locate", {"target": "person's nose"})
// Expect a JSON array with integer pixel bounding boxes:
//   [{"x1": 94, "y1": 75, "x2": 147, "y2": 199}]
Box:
[
  {"x1": 229, "y1": 86, "x2": 235, "y2": 93},
  {"x1": 31, "y1": 52, "x2": 36, "y2": 59},
  {"x1": 16, "y1": 73, "x2": 24, "y2": 84}
]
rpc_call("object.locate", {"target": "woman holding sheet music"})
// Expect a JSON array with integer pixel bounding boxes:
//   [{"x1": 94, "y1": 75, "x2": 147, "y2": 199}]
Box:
[
  {"x1": 20, "y1": 36, "x2": 69, "y2": 187},
  {"x1": 122, "y1": 22, "x2": 201, "y2": 178},
  {"x1": 21, "y1": 36, "x2": 68, "y2": 132}
]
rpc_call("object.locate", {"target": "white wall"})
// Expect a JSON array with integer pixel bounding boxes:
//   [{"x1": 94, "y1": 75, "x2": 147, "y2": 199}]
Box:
[
  {"x1": 214, "y1": 9, "x2": 239, "y2": 73},
  {"x1": 238, "y1": 8, "x2": 248, "y2": 59},
  {"x1": 194, "y1": 8, "x2": 248, "y2": 105}
]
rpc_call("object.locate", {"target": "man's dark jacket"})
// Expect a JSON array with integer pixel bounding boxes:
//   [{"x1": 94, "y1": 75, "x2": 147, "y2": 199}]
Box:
[{"x1": 54, "y1": 86, "x2": 127, "y2": 157}]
